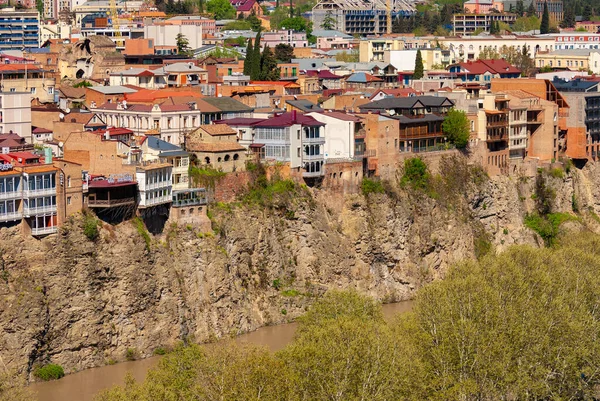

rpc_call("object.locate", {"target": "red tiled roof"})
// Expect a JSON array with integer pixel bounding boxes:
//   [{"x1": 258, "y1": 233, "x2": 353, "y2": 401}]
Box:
[
  {"x1": 124, "y1": 89, "x2": 203, "y2": 103},
  {"x1": 230, "y1": 0, "x2": 256, "y2": 11},
  {"x1": 33, "y1": 127, "x2": 53, "y2": 134},
  {"x1": 253, "y1": 112, "x2": 325, "y2": 128},
  {"x1": 96, "y1": 127, "x2": 134, "y2": 137},
  {"x1": 214, "y1": 117, "x2": 263, "y2": 126},
  {"x1": 458, "y1": 59, "x2": 520, "y2": 75}
]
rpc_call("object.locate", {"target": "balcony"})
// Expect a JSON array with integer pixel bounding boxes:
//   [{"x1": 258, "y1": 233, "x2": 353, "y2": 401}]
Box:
[
  {"x1": 24, "y1": 205, "x2": 57, "y2": 216},
  {"x1": 0, "y1": 190, "x2": 20, "y2": 200},
  {"x1": 31, "y1": 226, "x2": 58, "y2": 236},
  {"x1": 141, "y1": 195, "x2": 172, "y2": 208},
  {"x1": 0, "y1": 211, "x2": 22, "y2": 222},
  {"x1": 172, "y1": 197, "x2": 207, "y2": 207},
  {"x1": 88, "y1": 197, "x2": 136, "y2": 208},
  {"x1": 399, "y1": 130, "x2": 444, "y2": 140},
  {"x1": 172, "y1": 165, "x2": 188, "y2": 175},
  {"x1": 24, "y1": 187, "x2": 56, "y2": 197},
  {"x1": 486, "y1": 120, "x2": 508, "y2": 128},
  {"x1": 303, "y1": 136, "x2": 325, "y2": 145},
  {"x1": 144, "y1": 182, "x2": 172, "y2": 191},
  {"x1": 302, "y1": 170, "x2": 325, "y2": 178},
  {"x1": 303, "y1": 154, "x2": 324, "y2": 161}
]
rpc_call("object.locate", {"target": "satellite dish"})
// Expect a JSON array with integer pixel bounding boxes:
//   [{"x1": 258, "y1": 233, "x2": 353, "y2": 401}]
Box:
[
  {"x1": 58, "y1": 141, "x2": 64, "y2": 148},
  {"x1": 389, "y1": 109, "x2": 396, "y2": 115},
  {"x1": 59, "y1": 113, "x2": 65, "y2": 120},
  {"x1": 65, "y1": 108, "x2": 71, "y2": 114}
]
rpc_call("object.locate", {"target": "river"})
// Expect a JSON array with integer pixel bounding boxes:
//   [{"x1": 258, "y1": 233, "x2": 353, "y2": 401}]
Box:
[{"x1": 31, "y1": 300, "x2": 414, "y2": 401}]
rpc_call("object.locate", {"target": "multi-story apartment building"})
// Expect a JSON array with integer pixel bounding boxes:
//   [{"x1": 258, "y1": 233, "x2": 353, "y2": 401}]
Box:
[
  {"x1": 142, "y1": 136, "x2": 190, "y2": 191},
  {"x1": 550, "y1": 34, "x2": 600, "y2": 50},
  {"x1": 262, "y1": 30, "x2": 308, "y2": 48},
  {"x1": 437, "y1": 35, "x2": 555, "y2": 62},
  {"x1": 535, "y1": 49, "x2": 600, "y2": 73},
  {"x1": 464, "y1": 0, "x2": 504, "y2": 13},
  {"x1": 136, "y1": 161, "x2": 173, "y2": 209},
  {"x1": 0, "y1": 9, "x2": 39, "y2": 52},
  {"x1": 144, "y1": 24, "x2": 203, "y2": 50},
  {"x1": 0, "y1": 92, "x2": 32, "y2": 143},
  {"x1": 307, "y1": 111, "x2": 364, "y2": 160},
  {"x1": 0, "y1": 64, "x2": 55, "y2": 103},
  {"x1": 452, "y1": 13, "x2": 517, "y2": 35},
  {"x1": 585, "y1": 95, "x2": 600, "y2": 160}
]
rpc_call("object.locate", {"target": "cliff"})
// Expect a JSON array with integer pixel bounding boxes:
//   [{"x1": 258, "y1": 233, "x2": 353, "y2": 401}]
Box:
[{"x1": 1, "y1": 157, "x2": 599, "y2": 378}]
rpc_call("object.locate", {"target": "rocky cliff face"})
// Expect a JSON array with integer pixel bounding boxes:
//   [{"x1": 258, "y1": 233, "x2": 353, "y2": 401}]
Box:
[{"x1": 1, "y1": 158, "x2": 599, "y2": 378}]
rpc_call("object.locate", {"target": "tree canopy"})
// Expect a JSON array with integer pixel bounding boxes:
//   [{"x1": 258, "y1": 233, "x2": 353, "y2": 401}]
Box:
[
  {"x1": 274, "y1": 43, "x2": 294, "y2": 63},
  {"x1": 206, "y1": 0, "x2": 236, "y2": 20},
  {"x1": 442, "y1": 108, "x2": 470, "y2": 148},
  {"x1": 540, "y1": 1, "x2": 550, "y2": 34},
  {"x1": 413, "y1": 49, "x2": 424, "y2": 79}
]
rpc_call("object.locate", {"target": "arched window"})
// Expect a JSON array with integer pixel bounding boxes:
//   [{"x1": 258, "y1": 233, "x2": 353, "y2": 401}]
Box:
[
  {"x1": 233, "y1": 154, "x2": 239, "y2": 160},
  {"x1": 217, "y1": 157, "x2": 222, "y2": 162},
  {"x1": 224, "y1": 154, "x2": 230, "y2": 162},
  {"x1": 205, "y1": 157, "x2": 210, "y2": 164}
]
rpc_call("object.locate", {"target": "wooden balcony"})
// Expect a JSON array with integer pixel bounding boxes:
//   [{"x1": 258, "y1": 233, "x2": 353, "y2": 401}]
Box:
[
  {"x1": 88, "y1": 197, "x2": 136, "y2": 208},
  {"x1": 398, "y1": 130, "x2": 445, "y2": 140}
]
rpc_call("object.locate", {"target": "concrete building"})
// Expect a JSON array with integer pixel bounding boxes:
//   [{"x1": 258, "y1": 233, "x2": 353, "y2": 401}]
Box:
[
  {"x1": 0, "y1": 9, "x2": 39, "y2": 52},
  {"x1": 0, "y1": 64, "x2": 55, "y2": 104},
  {"x1": 141, "y1": 136, "x2": 190, "y2": 191},
  {"x1": 463, "y1": 0, "x2": 504, "y2": 13},
  {"x1": 385, "y1": 49, "x2": 445, "y2": 71},
  {"x1": 312, "y1": 0, "x2": 415, "y2": 36},
  {"x1": 144, "y1": 24, "x2": 203, "y2": 50},
  {"x1": 550, "y1": 33, "x2": 600, "y2": 50},
  {"x1": 108, "y1": 68, "x2": 167, "y2": 89},
  {"x1": 585, "y1": 95, "x2": 600, "y2": 160},
  {"x1": 0, "y1": 92, "x2": 32, "y2": 143},
  {"x1": 313, "y1": 30, "x2": 355, "y2": 50},
  {"x1": 452, "y1": 13, "x2": 517, "y2": 35},
  {"x1": 574, "y1": 21, "x2": 600, "y2": 34},
  {"x1": 307, "y1": 111, "x2": 364, "y2": 160},
  {"x1": 436, "y1": 35, "x2": 556, "y2": 62},
  {"x1": 535, "y1": 49, "x2": 600, "y2": 74},
  {"x1": 262, "y1": 30, "x2": 308, "y2": 48},
  {"x1": 136, "y1": 161, "x2": 172, "y2": 209}
]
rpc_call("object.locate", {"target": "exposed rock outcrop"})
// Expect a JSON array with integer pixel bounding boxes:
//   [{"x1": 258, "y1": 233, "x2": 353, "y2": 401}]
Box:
[{"x1": 0, "y1": 159, "x2": 599, "y2": 378}]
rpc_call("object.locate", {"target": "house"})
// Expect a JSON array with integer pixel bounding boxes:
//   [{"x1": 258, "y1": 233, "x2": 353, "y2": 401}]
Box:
[
  {"x1": 152, "y1": 62, "x2": 209, "y2": 88},
  {"x1": 85, "y1": 86, "x2": 139, "y2": 109},
  {"x1": 109, "y1": 68, "x2": 167, "y2": 89},
  {"x1": 230, "y1": 0, "x2": 262, "y2": 17},
  {"x1": 262, "y1": 30, "x2": 307, "y2": 48},
  {"x1": 313, "y1": 30, "x2": 355, "y2": 50},
  {"x1": 449, "y1": 59, "x2": 521, "y2": 84},
  {"x1": 535, "y1": 50, "x2": 600, "y2": 74},
  {"x1": 141, "y1": 136, "x2": 191, "y2": 191},
  {"x1": 307, "y1": 111, "x2": 365, "y2": 160},
  {"x1": 0, "y1": 64, "x2": 55, "y2": 103},
  {"x1": 185, "y1": 124, "x2": 247, "y2": 172},
  {"x1": 359, "y1": 95, "x2": 455, "y2": 116},
  {"x1": 0, "y1": 92, "x2": 32, "y2": 143},
  {"x1": 369, "y1": 88, "x2": 422, "y2": 101},
  {"x1": 344, "y1": 72, "x2": 384, "y2": 90},
  {"x1": 305, "y1": 70, "x2": 343, "y2": 90},
  {"x1": 286, "y1": 100, "x2": 323, "y2": 113}
]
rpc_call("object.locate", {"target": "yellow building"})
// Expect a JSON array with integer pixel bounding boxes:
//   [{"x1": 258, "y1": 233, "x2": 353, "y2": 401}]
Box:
[
  {"x1": 535, "y1": 49, "x2": 600, "y2": 73},
  {"x1": 359, "y1": 37, "x2": 406, "y2": 62}
]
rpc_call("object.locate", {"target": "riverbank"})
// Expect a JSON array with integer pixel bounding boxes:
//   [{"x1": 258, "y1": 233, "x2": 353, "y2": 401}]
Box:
[{"x1": 31, "y1": 301, "x2": 414, "y2": 401}]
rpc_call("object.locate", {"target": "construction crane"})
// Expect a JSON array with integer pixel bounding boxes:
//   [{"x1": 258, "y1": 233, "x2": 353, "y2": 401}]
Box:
[
  {"x1": 386, "y1": 0, "x2": 392, "y2": 34},
  {"x1": 109, "y1": 0, "x2": 121, "y2": 38}
]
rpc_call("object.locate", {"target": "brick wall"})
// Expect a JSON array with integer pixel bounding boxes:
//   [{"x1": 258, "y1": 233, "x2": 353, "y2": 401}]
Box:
[
  {"x1": 322, "y1": 161, "x2": 363, "y2": 194},
  {"x1": 212, "y1": 171, "x2": 252, "y2": 202}
]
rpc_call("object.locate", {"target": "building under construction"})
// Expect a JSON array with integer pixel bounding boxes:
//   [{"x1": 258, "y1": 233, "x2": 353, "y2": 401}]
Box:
[{"x1": 311, "y1": 0, "x2": 416, "y2": 36}]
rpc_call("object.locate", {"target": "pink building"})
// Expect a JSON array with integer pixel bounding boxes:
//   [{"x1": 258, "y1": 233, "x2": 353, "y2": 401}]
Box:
[
  {"x1": 463, "y1": 0, "x2": 504, "y2": 14},
  {"x1": 316, "y1": 36, "x2": 355, "y2": 50},
  {"x1": 164, "y1": 16, "x2": 216, "y2": 36},
  {"x1": 262, "y1": 30, "x2": 308, "y2": 48}
]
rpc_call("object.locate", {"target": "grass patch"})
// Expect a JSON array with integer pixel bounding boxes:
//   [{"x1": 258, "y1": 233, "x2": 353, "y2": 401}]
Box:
[
  {"x1": 125, "y1": 348, "x2": 139, "y2": 361},
  {"x1": 524, "y1": 212, "x2": 578, "y2": 246},
  {"x1": 189, "y1": 165, "x2": 226, "y2": 190},
  {"x1": 82, "y1": 212, "x2": 100, "y2": 241},
  {"x1": 549, "y1": 168, "x2": 564, "y2": 179},
  {"x1": 361, "y1": 178, "x2": 385, "y2": 197},
  {"x1": 132, "y1": 217, "x2": 151, "y2": 251},
  {"x1": 281, "y1": 289, "x2": 300, "y2": 297},
  {"x1": 153, "y1": 347, "x2": 168, "y2": 356},
  {"x1": 33, "y1": 364, "x2": 64, "y2": 381}
]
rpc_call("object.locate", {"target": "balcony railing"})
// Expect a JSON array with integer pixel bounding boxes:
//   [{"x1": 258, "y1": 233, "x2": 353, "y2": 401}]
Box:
[
  {"x1": 0, "y1": 211, "x2": 22, "y2": 222},
  {"x1": 303, "y1": 137, "x2": 325, "y2": 144},
  {"x1": 31, "y1": 226, "x2": 58, "y2": 236},
  {"x1": 172, "y1": 165, "x2": 189, "y2": 174},
  {"x1": 399, "y1": 130, "x2": 444, "y2": 140},
  {"x1": 303, "y1": 154, "x2": 324, "y2": 161},
  {"x1": 24, "y1": 205, "x2": 57, "y2": 215},
  {"x1": 487, "y1": 120, "x2": 508, "y2": 128},
  {"x1": 88, "y1": 197, "x2": 136, "y2": 207},
  {"x1": 172, "y1": 197, "x2": 207, "y2": 207},
  {"x1": 24, "y1": 187, "x2": 55, "y2": 197},
  {"x1": 302, "y1": 170, "x2": 325, "y2": 178},
  {"x1": 141, "y1": 195, "x2": 172, "y2": 207},
  {"x1": 144, "y1": 182, "x2": 172, "y2": 190},
  {"x1": 0, "y1": 190, "x2": 20, "y2": 200}
]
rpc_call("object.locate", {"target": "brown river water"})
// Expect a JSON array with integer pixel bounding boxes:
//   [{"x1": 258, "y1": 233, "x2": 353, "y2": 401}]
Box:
[{"x1": 31, "y1": 300, "x2": 414, "y2": 401}]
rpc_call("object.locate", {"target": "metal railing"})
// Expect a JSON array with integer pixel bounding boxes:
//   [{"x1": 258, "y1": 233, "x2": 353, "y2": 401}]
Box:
[
  {"x1": 144, "y1": 182, "x2": 172, "y2": 191},
  {"x1": 142, "y1": 196, "x2": 172, "y2": 207},
  {"x1": 88, "y1": 197, "x2": 136, "y2": 207},
  {"x1": 303, "y1": 154, "x2": 325, "y2": 161},
  {"x1": 24, "y1": 205, "x2": 57, "y2": 215},
  {"x1": 303, "y1": 137, "x2": 326, "y2": 144},
  {"x1": 172, "y1": 197, "x2": 207, "y2": 207},
  {"x1": 24, "y1": 187, "x2": 55, "y2": 197},
  {"x1": 0, "y1": 211, "x2": 22, "y2": 222},
  {"x1": 0, "y1": 190, "x2": 20, "y2": 200},
  {"x1": 302, "y1": 170, "x2": 325, "y2": 178},
  {"x1": 31, "y1": 226, "x2": 58, "y2": 236}
]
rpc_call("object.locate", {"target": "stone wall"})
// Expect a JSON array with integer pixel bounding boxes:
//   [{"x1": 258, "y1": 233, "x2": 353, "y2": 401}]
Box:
[{"x1": 212, "y1": 171, "x2": 252, "y2": 202}]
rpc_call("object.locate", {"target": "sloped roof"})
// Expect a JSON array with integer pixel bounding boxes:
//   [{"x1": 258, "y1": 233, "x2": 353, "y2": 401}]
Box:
[
  {"x1": 198, "y1": 124, "x2": 237, "y2": 136},
  {"x1": 359, "y1": 95, "x2": 454, "y2": 111},
  {"x1": 457, "y1": 59, "x2": 520, "y2": 75},
  {"x1": 230, "y1": 0, "x2": 257, "y2": 11},
  {"x1": 145, "y1": 136, "x2": 188, "y2": 157},
  {"x1": 310, "y1": 111, "x2": 362, "y2": 122},
  {"x1": 201, "y1": 97, "x2": 252, "y2": 112},
  {"x1": 88, "y1": 86, "x2": 138, "y2": 95},
  {"x1": 286, "y1": 99, "x2": 323, "y2": 112},
  {"x1": 345, "y1": 72, "x2": 383, "y2": 83},
  {"x1": 59, "y1": 86, "x2": 86, "y2": 99},
  {"x1": 253, "y1": 112, "x2": 325, "y2": 128}
]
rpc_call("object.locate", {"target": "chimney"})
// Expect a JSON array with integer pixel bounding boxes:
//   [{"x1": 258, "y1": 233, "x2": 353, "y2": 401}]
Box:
[{"x1": 292, "y1": 109, "x2": 297, "y2": 123}]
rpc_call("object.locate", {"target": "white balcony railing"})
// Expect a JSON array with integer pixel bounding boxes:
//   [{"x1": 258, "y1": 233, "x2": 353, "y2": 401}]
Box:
[
  {"x1": 31, "y1": 226, "x2": 58, "y2": 236},
  {"x1": 0, "y1": 190, "x2": 20, "y2": 200},
  {"x1": 303, "y1": 154, "x2": 325, "y2": 161},
  {"x1": 24, "y1": 205, "x2": 57, "y2": 215},
  {"x1": 0, "y1": 211, "x2": 22, "y2": 222},
  {"x1": 24, "y1": 187, "x2": 56, "y2": 197},
  {"x1": 172, "y1": 166, "x2": 188, "y2": 174},
  {"x1": 144, "y1": 182, "x2": 172, "y2": 191},
  {"x1": 303, "y1": 137, "x2": 326, "y2": 145},
  {"x1": 141, "y1": 195, "x2": 172, "y2": 208}
]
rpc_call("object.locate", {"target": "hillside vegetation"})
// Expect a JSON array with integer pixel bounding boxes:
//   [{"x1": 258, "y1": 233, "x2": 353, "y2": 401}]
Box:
[{"x1": 94, "y1": 233, "x2": 600, "y2": 401}]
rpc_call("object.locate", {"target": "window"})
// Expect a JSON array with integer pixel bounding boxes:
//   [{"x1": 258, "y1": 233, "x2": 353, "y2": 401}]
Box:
[
  {"x1": 67, "y1": 196, "x2": 71, "y2": 205},
  {"x1": 297, "y1": 147, "x2": 301, "y2": 157},
  {"x1": 30, "y1": 87, "x2": 36, "y2": 94},
  {"x1": 9, "y1": 88, "x2": 15, "y2": 92},
  {"x1": 67, "y1": 176, "x2": 71, "y2": 188}
]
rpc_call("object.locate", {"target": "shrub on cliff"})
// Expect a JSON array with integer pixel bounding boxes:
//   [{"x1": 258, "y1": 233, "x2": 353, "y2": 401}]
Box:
[
  {"x1": 83, "y1": 212, "x2": 100, "y2": 241},
  {"x1": 400, "y1": 157, "x2": 430, "y2": 191},
  {"x1": 33, "y1": 364, "x2": 64, "y2": 381},
  {"x1": 360, "y1": 178, "x2": 384, "y2": 197}
]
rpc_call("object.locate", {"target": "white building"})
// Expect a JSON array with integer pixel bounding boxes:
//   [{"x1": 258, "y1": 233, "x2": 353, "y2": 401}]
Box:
[
  {"x1": 109, "y1": 68, "x2": 167, "y2": 89},
  {"x1": 307, "y1": 111, "x2": 363, "y2": 160},
  {"x1": 136, "y1": 161, "x2": 172, "y2": 208},
  {"x1": 547, "y1": 33, "x2": 600, "y2": 50},
  {"x1": 0, "y1": 92, "x2": 32, "y2": 143},
  {"x1": 144, "y1": 24, "x2": 203, "y2": 50}
]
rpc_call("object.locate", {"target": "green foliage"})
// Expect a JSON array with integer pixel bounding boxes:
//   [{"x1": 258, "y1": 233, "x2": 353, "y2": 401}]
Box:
[
  {"x1": 125, "y1": 348, "x2": 139, "y2": 361},
  {"x1": 153, "y1": 347, "x2": 168, "y2": 356},
  {"x1": 534, "y1": 171, "x2": 556, "y2": 215},
  {"x1": 413, "y1": 49, "x2": 424, "y2": 79},
  {"x1": 360, "y1": 177, "x2": 385, "y2": 197},
  {"x1": 274, "y1": 43, "x2": 294, "y2": 63},
  {"x1": 83, "y1": 212, "x2": 100, "y2": 241},
  {"x1": 320, "y1": 10, "x2": 336, "y2": 29},
  {"x1": 524, "y1": 212, "x2": 577, "y2": 246},
  {"x1": 132, "y1": 217, "x2": 151, "y2": 251},
  {"x1": 175, "y1": 33, "x2": 191, "y2": 56},
  {"x1": 223, "y1": 20, "x2": 252, "y2": 30},
  {"x1": 540, "y1": 0, "x2": 550, "y2": 34},
  {"x1": 281, "y1": 289, "x2": 300, "y2": 297},
  {"x1": 279, "y1": 16, "x2": 308, "y2": 31},
  {"x1": 272, "y1": 278, "x2": 282, "y2": 290},
  {"x1": 260, "y1": 45, "x2": 280, "y2": 81},
  {"x1": 73, "y1": 80, "x2": 92, "y2": 88},
  {"x1": 400, "y1": 157, "x2": 430, "y2": 191},
  {"x1": 33, "y1": 364, "x2": 65, "y2": 381},
  {"x1": 206, "y1": 0, "x2": 236, "y2": 19},
  {"x1": 442, "y1": 108, "x2": 470, "y2": 148},
  {"x1": 549, "y1": 167, "x2": 564, "y2": 179},
  {"x1": 512, "y1": 15, "x2": 540, "y2": 32},
  {"x1": 189, "y1": 165, "x2": 226, "y2": 190},
  {"x1": 334, "y1": 49, "x2": 359, "y2": 62},
  {"x1": 243, "y1": 38, "x2": 253, "y2": 76}
]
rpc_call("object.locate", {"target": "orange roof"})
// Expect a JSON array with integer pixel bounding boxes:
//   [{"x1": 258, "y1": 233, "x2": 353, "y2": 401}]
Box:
[
  {"x1": 124, "y1": 89, "x2": 203, "y2": 103},
  {"x1": 198, "y1": 124, "x2": 237, "y2": 136},
  {"x1": 250, "y1": 81, "x2": 301, "y2": 88},
  {"x1": 22, "y1": 165, "x2": 58, "y2": 174}
]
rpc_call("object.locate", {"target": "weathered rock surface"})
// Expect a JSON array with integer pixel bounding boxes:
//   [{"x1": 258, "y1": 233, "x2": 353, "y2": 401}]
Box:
[{"x1": 1, "y1": 160, "x2": 599, "y2": 378}]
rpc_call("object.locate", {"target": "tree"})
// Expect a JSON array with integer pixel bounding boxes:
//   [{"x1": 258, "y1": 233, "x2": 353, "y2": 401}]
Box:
[
  {"x1": 321, "y1": 10, "x2": 336, "y2": 30},
  {"x1": 243, "y1": 38, "x2": 253, "y2": 76},
  {"x1": 269, "y1": 7, "x2": 289, "y2": 29},
  {"x1": 279, "y1": 16, "x2": 308, "y2": 32},
  {"x1": 512, "y1": 15, "x2": 540, "y2": 32},
  {"x1": 250, "y1": 31, "x2": 262, "y2": 80},
  {"x1": 583, "y1": 4, "x2": 593, "y2": 21},
  {"x1": 176, "y1": 33, "x2": 191, "y2": 55},
  {"x1": 515, "y1": 0, "x2": 524, "y2": 16},
  {"x1": 540, "y1": 1, "x2": 550, "y2": 34},
  {"x1": 274, "y1": 43, "x2": 294, "y2": 62},
  {"x1": 517, "y1": 44, "x2": 534, "y2": 76},
  {"x1": 246, "y1": 9, "x2": 263, "y2": 32},
  {"x1": 527, "y1": 1, "x2": 536, "y2": 17},
  {"x1": 489, "y1": 20, "x2": 498, "y2": 34},
  {"x1": 561, "y1": 6, "x2": 575, "y2": 28},
  {"x1": 223, "y1": 20, "x2": 252, "y2": 30},
  {"x1": 198, "y1": 0, "x2": 204, "y2": 13},
  {"x1": 206, "y1": 0, "x2": 236, "y2": 20},
  {"x1": 413, "y1": 49, "x2": 424, "y2": 80},
  {"x1": 259, "y1": 45, "x2": 280, "y2": 81},
  {"x1": 442, "y1": 108, "x2": 470, "y2": 148}
]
